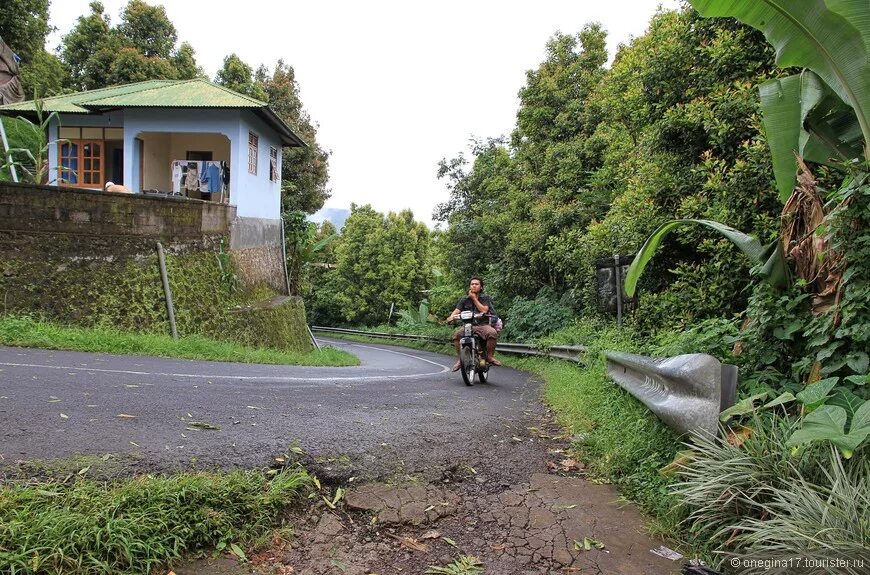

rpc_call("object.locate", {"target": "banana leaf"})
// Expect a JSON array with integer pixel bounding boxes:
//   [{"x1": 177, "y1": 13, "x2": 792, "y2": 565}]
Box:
[
  {"x1": 760, "y1": 71, "x2": 865, "y2": 201},
  {"x1": 689, "y1": 0, "x2": 870, "y2": 158},
  {"x1": 624, "y1": 219, "x2": 766, "y2": 297}
]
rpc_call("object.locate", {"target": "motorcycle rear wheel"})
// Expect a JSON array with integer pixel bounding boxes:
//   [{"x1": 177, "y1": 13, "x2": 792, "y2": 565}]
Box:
[{"x1": 460, "y1": 346, "x2": 474, "y2": 386}]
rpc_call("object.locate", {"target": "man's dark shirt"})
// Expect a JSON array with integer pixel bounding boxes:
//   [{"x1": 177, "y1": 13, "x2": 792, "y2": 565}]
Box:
[{"x1": 455, "y1": 294, "x2": 496, "y2": 317}]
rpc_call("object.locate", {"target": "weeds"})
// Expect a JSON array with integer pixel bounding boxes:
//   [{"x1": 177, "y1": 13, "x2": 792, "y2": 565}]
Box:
[
  {"x1": 0, "y1": 467, "x2": 310, "y2": 574},
  {"x1": 0, "y1": 315, "x2": 358, "y2": 367},
  {"x1": 426, "y1": 555, "x2": 484, "y2": 575}
]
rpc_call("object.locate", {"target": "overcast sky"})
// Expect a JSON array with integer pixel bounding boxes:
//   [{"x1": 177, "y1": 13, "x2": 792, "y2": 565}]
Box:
[{"x1": 47, "y1": 0, "x2": 682, "y2": 227}]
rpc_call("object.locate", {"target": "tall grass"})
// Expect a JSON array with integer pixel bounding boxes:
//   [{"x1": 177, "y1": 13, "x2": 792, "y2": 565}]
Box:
[
  {"x1": 0, "y1": 316, "x2": 357, "y2": 366},
  {"x1": 0, "y1": 468, "x2": 310, "y2": 575},
  {"x1": 676, "y1": 417, "x2": 870, "y2": 572}
]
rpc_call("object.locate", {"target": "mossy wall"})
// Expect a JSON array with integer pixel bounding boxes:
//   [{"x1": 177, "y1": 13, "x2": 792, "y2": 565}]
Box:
[{"x1": 0, "y1": 184, "x2": 311, "y2": 352}]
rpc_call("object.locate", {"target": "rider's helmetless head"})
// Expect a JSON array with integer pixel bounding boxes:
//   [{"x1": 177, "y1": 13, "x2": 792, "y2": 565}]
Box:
[{"x1": 469, "y1": 277, "x2": 483, "y2": 293}]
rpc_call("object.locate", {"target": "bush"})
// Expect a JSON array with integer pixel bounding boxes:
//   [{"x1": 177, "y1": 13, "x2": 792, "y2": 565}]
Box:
[{"x1": 501, "y1": 287, "x2": 574, "y2": 342}]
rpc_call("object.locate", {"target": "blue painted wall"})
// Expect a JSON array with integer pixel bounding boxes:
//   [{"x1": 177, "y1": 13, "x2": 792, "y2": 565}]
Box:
[{"x1": 49, "y1": 108, "x2": 284, "y2": 221}]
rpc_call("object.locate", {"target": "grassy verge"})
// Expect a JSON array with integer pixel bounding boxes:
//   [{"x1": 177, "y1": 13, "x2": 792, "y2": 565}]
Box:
[
  {"x1": 0, "y1": 316, "x2": 358, "y2": 366},
  {"x1": 0, "y1": 467, "x2": 310, "y2": 575}
]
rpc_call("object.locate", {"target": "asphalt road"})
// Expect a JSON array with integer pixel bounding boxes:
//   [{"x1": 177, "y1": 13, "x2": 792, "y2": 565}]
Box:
[{"x1": 0, "y1": 339, "x2": 541, "y2": 478}]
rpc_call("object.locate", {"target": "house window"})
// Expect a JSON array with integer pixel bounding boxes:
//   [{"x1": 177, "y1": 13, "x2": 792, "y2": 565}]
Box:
[
  {"x1": 248, "y1": 132, "x2": 258, "y2": 175},
  {"x1": 269, "y1": 146, "x2": 278, "y2": 182},
  {"x1": 58, "y1": 140, "x2": 104, "y2": 187}
]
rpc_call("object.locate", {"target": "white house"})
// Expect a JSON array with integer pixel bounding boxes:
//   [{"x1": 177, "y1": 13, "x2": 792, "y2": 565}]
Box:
[{"x1": 0, "y1": 78, "x2": 305, "y2": 249}]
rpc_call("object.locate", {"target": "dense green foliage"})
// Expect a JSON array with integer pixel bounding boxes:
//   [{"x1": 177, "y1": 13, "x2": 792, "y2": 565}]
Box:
[
  {"x1": 0, "y1": 0, "x2": 63, "y2": 99},
  {"x1": 0, "y1": 467, "x2": 310, "y2": 574},
  {"x1": 59, "y1": 1, "x2": 200, "y2": 90},
  {"x1": 435, "y1": 10, "x2": 784, "y2": 330},
  {"x1": 308, "y1": 205, "x2": 432, "y2": 326}
]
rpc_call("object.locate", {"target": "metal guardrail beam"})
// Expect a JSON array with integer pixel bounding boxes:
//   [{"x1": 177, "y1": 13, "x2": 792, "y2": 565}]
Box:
[
  {"x1": 311, "y1": 326, "x2": 444, "y2": 344},
  {"x1": 311, "y1": 326, "x2": 586, "y2": 362},
  {"x1": 605, "y1": 351, "x2": 738, "y2": 436}
]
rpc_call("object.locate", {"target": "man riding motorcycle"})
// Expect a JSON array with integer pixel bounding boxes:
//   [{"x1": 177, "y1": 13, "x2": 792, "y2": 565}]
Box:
[{"x1": 445, "y1": 276, "x2": 501, "y2": 371}]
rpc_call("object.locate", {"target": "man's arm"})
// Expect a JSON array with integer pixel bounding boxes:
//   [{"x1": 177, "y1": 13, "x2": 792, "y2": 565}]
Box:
[
  {"x1": 445, "y1": 308, "x2": 461, "y2": 322},
  {"x1": 469, "y1": 293, "x2": 489, "y2": 314}
]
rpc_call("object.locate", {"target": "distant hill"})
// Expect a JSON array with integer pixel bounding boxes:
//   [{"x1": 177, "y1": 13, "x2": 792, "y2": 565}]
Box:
[{"x1": 309, "y1": 207, "x2": 350, "y2": 230}]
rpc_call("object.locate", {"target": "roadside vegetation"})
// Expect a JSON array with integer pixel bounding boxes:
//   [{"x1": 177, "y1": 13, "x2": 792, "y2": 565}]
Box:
[
  {"x1": 0, "y1": 316, "x2": 358, "y2": 367},
  {"x1": 0, "y1": 467, "x2": 310, "y2": 574},
  {"x1": 300, "y1": 2, "x2": 869, "y2": 570}
]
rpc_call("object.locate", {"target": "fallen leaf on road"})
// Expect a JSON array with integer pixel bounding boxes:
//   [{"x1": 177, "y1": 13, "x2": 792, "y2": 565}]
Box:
[
  {"x1": 246, "y1": 405, "x2": 264, "y2": 410},
  {"x1": 560, "y1": 458, "x2": 582, "y2": 471},
  {"x1": 229, "y1": 543, "x2": 248, "y2": 562},
  {"x1": 511, "y1": 436, "x2": 523, "y2": 442},
  {"x1": 125, "y1": 385, "x2": 139, "y2": 388},
  {"x1": 391, "y1": 535, "x2": 429, "y2": 552},
  {"x1": 442, "y1": 537, "x2": 458, "y2": 548},
  {"x1": 60, "y1": 413, "x2": 68, "y2": 419},
  {"x1": 574, "y1": 537, "x2": 605, "y2": 551},
  {"x1": 188, "y1": 421, "x2": 221, "y2": 431},
  {"x1": 553, "y1": 504, "x2": 577, "y2": 510},
  {"x1": 49, "y1": 396, "x2": 61, "y2": 403},
  {"x1": 424, "y1": 505, "x2": 435, "y2": 512},
  {"x1": 491, "y1": 543, "x2": 506, "y2": 552},
  {"x1": 116, "y1": 414, "x2": 137, "y2": 419},
  {"x1": 78, "y1": 466, "x2": 89, "y2": 475},
  {"x1": 129, "y1": 441, "x2": 140, "y2": 447},
  {"x1": 419, "y1": 530, "x2": 441, "y2": 540}
]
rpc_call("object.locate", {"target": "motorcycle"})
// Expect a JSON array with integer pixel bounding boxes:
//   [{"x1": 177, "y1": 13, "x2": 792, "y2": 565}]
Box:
[{"x1": 453, "y1": 310, "x2": 491, "y2": 386}]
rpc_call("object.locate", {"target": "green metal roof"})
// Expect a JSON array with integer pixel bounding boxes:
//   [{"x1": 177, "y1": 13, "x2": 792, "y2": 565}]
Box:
[{"x1": 0, "y1": 79, "x2": 304, "y2": 146}]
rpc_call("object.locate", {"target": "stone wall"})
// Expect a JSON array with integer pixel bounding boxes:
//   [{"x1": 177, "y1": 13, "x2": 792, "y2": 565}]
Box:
[
  {"x1": 0, "y1": 181, "x2": 235, "y2": 259},
  {"x1": 0, "y1": 182, "x2": 307, "y2": 351},
  {"x1": 229, "y1": 216, "x2": 287, "y2": 293}
]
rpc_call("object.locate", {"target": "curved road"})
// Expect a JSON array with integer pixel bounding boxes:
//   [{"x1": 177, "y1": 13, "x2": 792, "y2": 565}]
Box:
[{"x1": 0, "y1": 339, "x2": 541, "y2": 478}]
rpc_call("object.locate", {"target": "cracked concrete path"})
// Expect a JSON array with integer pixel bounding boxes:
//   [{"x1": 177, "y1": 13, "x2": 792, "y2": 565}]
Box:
[{"x1": 179, "y1": 409, "x2": 682, "y2": 575}]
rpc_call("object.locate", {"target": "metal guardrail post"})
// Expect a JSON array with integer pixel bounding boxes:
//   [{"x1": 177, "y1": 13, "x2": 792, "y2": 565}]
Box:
[{"x1": 605, "y1": 351, "x2": 737, "y2": 436}]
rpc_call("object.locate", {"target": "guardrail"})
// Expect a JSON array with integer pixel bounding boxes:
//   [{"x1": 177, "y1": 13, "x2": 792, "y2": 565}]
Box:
[
  {"x1": 605, "y1": 351, "x2": 738, "y2": 436},
  {"x1": 313, "y1": 325, "x2": 736, "y2": 435},
  {"x1": 310, "y1": 326, "x2": 587, "y2": 363}
]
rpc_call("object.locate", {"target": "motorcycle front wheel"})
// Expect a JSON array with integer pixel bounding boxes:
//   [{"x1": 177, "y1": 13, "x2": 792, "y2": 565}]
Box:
[
  {"x1": 460, "y1": 345, "x2": 474, "y2": 386},
  {"x1": 477, "y1": 363, "x2": 489, "y2": 384}
]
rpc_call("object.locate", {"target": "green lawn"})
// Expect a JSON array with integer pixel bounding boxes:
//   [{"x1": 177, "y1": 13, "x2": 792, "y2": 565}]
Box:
[{"x1": 0, "y1": 316, "x2": 358, "y2": 366}]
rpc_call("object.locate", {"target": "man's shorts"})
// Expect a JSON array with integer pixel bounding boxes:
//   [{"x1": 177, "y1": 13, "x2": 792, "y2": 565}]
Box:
[{"x1": 452, "y1": 324, "x2": 498, "y2": 342}]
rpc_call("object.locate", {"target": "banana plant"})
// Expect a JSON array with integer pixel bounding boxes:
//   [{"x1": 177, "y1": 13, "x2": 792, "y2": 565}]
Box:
[
  {"x1": 625, "y1": 0, "x2": 868, "y2": 297},
  {"x1": 691, "y1": 0, "x2": 870, "y2": 199}
]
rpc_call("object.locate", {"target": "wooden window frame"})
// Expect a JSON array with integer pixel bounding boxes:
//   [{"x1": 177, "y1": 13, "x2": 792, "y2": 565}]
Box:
[
  {"x1": 58, "y1": 139, "x2": 105, "y2": 188},
  {"x1": 248, "y1": 132, "x2": 258, "y2": 175},
  {"x1": 269, "y1": 146, "x2": 279, "y2": 182}
]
